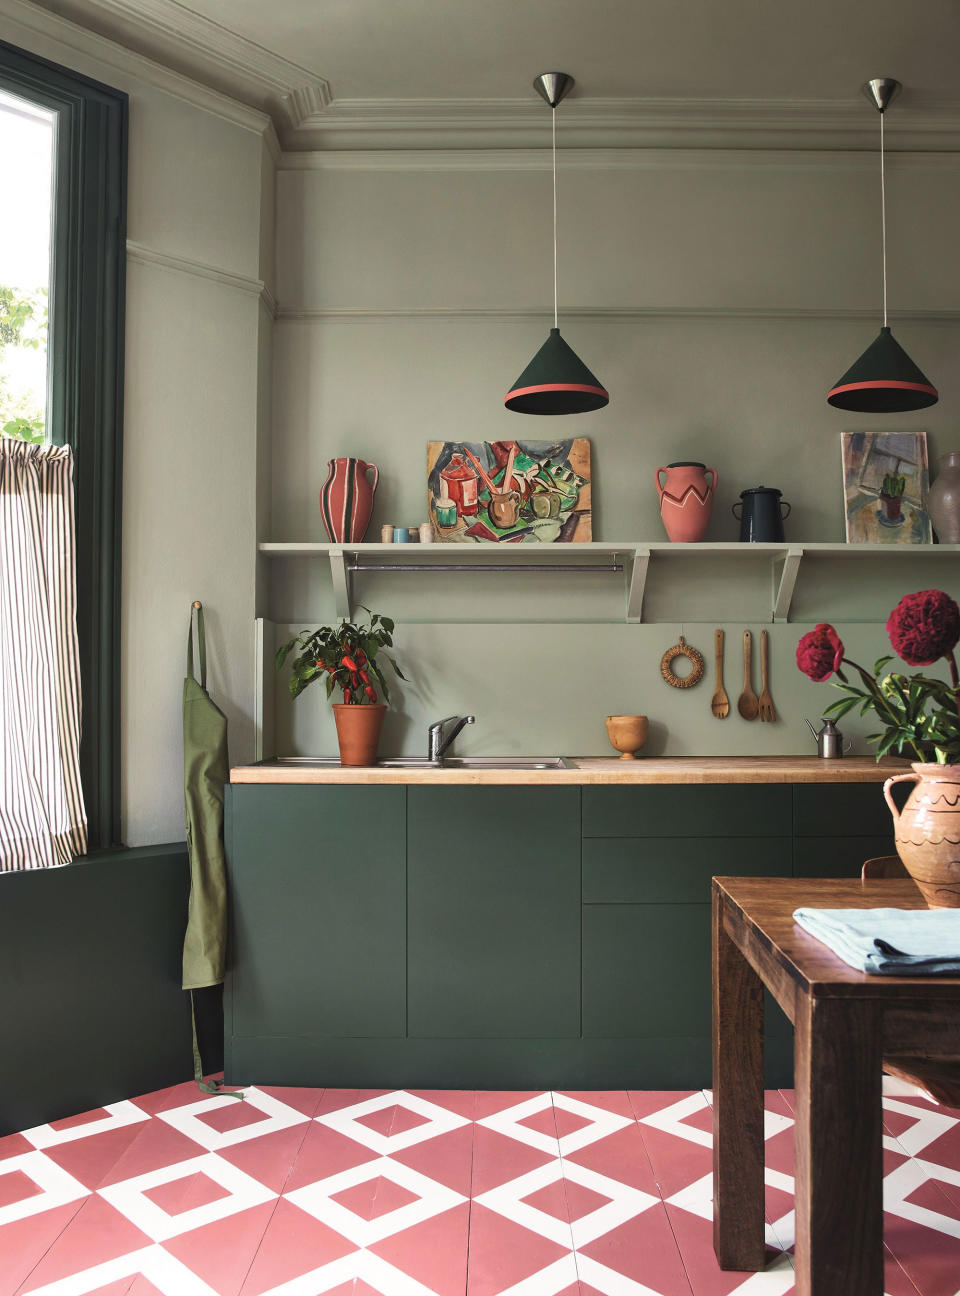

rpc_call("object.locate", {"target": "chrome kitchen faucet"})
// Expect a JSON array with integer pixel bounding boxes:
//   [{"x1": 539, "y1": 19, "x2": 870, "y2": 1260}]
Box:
[{"x1": 428, "y1": 715, "x2": 475, "y2": 764}]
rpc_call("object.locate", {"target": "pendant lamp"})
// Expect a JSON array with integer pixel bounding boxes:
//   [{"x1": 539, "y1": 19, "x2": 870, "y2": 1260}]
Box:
[
  {"x1": 827, "y1": 79, "x2": 937, "y2": 413},
  {"x1": 505, "y1": 72, "x2": 609, "y2": 415}
]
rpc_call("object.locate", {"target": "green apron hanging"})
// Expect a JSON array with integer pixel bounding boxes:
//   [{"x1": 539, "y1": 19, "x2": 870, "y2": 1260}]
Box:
[
  {"x1": 182, "y1": 602, "x2": 240, "y2": 1095},
  {"x1": 183, "y1": 601, "x2": 228, "y2": 990}
]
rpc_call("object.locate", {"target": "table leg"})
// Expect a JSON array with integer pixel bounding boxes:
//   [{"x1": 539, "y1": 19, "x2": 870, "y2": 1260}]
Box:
[
  {"x1": 794, "y1": 996, "x2": 883, "y2": 1296},
  {"x1": 712, "y1": 889, "x2": 766, "y2": 1270}
]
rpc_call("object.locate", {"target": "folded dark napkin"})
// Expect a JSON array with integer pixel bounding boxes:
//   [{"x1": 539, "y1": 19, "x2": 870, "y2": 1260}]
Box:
[{"x1": 792, "y1": 907, "x2": 960, "y2": 975}]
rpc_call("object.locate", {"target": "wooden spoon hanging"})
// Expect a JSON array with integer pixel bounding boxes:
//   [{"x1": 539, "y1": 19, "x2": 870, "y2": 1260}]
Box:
[
  {"x1": 737, "y1": 629, "x2": 760, "y2": 721},
  {"x1": 711, "y1": 629, "x2": 729, "y2": 719}
]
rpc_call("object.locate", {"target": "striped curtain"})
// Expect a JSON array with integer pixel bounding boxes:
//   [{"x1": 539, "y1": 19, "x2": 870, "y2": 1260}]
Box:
[{"x1": 0, "y1": 440, "x2": 87, "y2": 870}]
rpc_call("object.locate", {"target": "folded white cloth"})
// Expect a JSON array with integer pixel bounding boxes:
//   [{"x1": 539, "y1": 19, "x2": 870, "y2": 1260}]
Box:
[{"x1": 792, "y1": 907, "x2": 960, "y2": 975}]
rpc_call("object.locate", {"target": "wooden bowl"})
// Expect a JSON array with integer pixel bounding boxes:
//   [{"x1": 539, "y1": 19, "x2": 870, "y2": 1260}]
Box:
[{"x1": 605, "y1": 715, "x2": 649, "y2": 760}]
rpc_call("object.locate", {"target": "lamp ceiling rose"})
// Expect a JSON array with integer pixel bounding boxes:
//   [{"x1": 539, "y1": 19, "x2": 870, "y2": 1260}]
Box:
[
  {"x1": 862, "y1": 78, "x2": 901, "y2": 113},
  {"x1": 533, "y1": 72, "x2": 574, "y2": 108}
]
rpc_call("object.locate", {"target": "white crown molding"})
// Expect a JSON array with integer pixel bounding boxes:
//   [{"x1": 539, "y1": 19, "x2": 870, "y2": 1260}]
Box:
[
  {"x1": 274, "y1": 305, "x2": 960, "y2": 324},
  {"x1": 285, "y1": 94, "x2": 960, "y2": 153},
  {"x1": 277, "y1": 148, "x2": 960, "y2": 174},
  {"x1": 15, "y1": 0, "x2": 328, "y2": 130},
  {"x1": 0, "y1": 0, "x2": 271, "y2": 133}
]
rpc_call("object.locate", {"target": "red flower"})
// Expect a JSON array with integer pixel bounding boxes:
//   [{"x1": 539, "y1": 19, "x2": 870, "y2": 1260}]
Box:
[
  {"x1": 887, "y1": 590, "x2": 960, "y2": 666},
  {"x1": 796, "y1": 623, "x2": 845, "y2": 682}
]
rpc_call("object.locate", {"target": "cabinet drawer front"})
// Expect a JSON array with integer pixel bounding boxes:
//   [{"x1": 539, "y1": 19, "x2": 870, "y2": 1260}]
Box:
[
  {"x1": 583, "y1": 836, "x2": 792, "y2": 904},
  {"x1": 794, "y1": 783, "x2": 897, "y2": 837},
  {"x1": 793, "y1": 835, "x2": 896, "y2": 879},
  {"x1": 582, "y1": 785, "x2": 792, "y2": 838}
]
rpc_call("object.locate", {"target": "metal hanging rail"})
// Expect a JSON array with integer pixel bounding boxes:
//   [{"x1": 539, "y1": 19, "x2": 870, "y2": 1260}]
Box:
[{"x1": 346, "y1": 559, "x2": 624, "y2": 574}]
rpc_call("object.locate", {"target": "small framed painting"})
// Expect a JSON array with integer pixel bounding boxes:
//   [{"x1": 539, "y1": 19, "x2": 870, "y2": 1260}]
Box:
[
  {"x1": 841, "y1": 430, "x2": 931, "y2": 544},
  {"x1": 427, "y1": 438, "x2": 592, "y2": 542}
]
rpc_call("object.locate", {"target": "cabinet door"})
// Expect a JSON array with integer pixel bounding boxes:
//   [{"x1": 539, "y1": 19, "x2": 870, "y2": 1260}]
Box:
[
  {"x1": 407, "y1": 787, "x2": 580, "y2": 1038},
  {"x1": 227, "y1": 785, "x2": 406, "y2": 1039},
  {"x1": 583, "y1": 904, "x2": 711, "y2": 1038}
]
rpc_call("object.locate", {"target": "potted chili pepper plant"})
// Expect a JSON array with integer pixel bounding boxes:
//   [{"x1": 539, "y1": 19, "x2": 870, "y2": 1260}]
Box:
[{"x1": 275, "y1": 607, "x2": 405, "y2": 766}]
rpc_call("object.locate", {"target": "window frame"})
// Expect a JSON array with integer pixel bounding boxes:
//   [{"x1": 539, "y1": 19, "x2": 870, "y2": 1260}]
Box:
[{"x1": 0, "y1": 39, "x2": 127, "y2": 850}]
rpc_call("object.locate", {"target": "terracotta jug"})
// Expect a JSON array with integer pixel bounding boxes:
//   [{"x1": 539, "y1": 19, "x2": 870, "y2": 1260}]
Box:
[
  {"x1": 656, "y1": 462, "x2": 718, "y2": 542},
  {"x1": 320, "y1": 458, "x2": 379, "y2": 542},
  {"x1": 928, "y1": 451, "x2": 960, "y2": 544},
  {"x1": 884, "y1": 763, "x2": 960, "y2": 907}
]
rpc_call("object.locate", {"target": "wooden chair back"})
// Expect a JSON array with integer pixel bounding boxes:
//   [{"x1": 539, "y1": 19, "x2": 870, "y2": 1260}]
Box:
[{"x1": 862, "y1": 855, "x2": 908, "y2": 880}]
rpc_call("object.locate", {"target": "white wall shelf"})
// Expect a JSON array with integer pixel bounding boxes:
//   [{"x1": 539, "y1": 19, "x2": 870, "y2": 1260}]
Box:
[{"x1": 258, "y1": 540, "x2": 960, "y2": 625}]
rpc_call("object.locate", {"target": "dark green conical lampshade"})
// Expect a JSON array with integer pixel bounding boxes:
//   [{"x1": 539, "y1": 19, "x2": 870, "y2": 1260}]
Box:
[
  {"x1": 505, "y1": 327, "x2": 609, "y2": 415},
  {"x1": 827, "y1": 326, "x2": 938, "y2": 412}
]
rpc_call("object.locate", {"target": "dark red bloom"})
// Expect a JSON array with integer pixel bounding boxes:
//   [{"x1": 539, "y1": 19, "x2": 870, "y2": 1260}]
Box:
[
  {"x1": 796, "y1": 623, "x2": 845, "y2": 682},
  {"x1": 887, "y1": 590, "x2": 960, "y2": 666}
]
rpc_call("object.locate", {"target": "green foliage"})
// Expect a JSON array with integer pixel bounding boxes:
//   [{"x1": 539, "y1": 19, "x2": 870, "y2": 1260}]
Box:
[
  {"x1": 2, "y1": 416, "x2": 44, "y2": 444},
  {"x1": 881, "y1": 471, "x2": 906, "y2": 499},
  {"x1": 0, "y1": 284, "x2": 48, "y2": 444},
  {"x1": 275, "y1": 606, "x2": 406, "y2": 706},
  {"x1": 824, "y1": 660, "x2": 960, "y2": 764}
]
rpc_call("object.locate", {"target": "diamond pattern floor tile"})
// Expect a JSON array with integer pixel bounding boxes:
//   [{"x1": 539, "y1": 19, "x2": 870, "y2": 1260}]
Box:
[{"x1": 5, "y1": 1080, "x2": 960, "y2": 1296}]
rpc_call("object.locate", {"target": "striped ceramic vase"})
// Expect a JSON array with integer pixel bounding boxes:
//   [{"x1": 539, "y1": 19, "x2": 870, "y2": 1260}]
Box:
[{"x1": 320, "y1": 458, "x2": 379, "y2": 542}]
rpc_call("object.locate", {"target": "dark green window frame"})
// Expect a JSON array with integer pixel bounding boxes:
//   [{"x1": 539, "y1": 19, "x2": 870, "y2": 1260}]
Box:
[{"x1": 0, "y1": 40, "x2": 127, "y2": 850}]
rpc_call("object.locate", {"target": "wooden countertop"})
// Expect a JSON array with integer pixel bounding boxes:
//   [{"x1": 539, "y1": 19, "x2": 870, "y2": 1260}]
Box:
[{"x1": 230, "y1": 755, "x2": 910, "y2": 786}]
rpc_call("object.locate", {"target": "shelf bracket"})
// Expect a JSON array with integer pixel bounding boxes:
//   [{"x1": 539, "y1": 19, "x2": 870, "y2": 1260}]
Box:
[
  {"x1": 773, "y1": 547, "x2": 803, "y2": 623},
  {"x1": 329, "y1": 548, "x2": 350, "y2": 619},
  {"x1": 626, "y1": 547, "x2": 650, "y2": 622}
]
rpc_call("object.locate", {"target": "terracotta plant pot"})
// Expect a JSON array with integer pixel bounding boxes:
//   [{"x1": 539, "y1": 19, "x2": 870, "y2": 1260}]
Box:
[
  {"x1": 333, "y1": 703, "x2": 386, "y2": 767},
  {"x1": 605, "y1": 715, "x2": 649, "y2": 760},
  {"x1": 879, "y1": 492, "x2": 903, "y2": 521},
  {"x1": 884, "y1": 763, "x2": 960, "y2": 907}
]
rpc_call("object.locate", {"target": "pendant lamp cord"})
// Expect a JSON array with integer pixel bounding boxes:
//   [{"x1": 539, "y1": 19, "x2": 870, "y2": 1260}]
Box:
[
  {"x1": 551, "y1": 104, "x2": 559, "y2": 329},
  {"x1": 880, "y1": 108, "x2": 888, "y2": 328}
]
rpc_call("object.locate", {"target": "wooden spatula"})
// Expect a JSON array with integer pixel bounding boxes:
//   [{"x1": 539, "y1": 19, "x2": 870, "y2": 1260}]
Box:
[
  {"x1": 711, "y1": 629, "x2": 729, "y2": 718},
  {"x1": 737, "y1": 629, "x2": 760, "y2": 721},
  {"x1": 758, "y1": 629, "x2": 776, "y2": 722}
]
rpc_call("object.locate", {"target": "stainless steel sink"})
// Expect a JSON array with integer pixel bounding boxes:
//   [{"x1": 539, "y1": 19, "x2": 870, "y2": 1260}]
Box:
[{"x1": 376, "y1": 756, "x2": 572, "y2": 770}]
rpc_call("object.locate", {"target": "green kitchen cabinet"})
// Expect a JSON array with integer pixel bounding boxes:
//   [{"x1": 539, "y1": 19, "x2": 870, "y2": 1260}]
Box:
[
  {"x1": 406, "y1": 787, "x2": 581, "y2": 1039},
  {"x1": 225, "y1": 785, "x2": 407, "y2": 1041}
]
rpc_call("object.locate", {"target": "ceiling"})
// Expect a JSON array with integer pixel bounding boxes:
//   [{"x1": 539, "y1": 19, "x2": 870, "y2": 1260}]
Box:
[{"x1": 25, "y1": 0, "x2": 960, "y2": 149}]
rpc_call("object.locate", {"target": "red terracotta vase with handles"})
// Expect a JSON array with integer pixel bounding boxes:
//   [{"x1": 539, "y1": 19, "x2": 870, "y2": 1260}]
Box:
[
  {"x1": 884, "y1": 763, "x2": 960, "y2": 907},
  {"x1": 655, "y1": 461, "x2": 717, "y2": 542},
  {"x1": 320, "y1": 458, "x2": 379, "y2": 542}
]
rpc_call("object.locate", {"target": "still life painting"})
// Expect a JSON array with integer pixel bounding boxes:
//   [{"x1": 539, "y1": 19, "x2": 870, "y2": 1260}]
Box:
[
  {"x1": 841, "y1": 430, "x2": 931, "y2": 544},
  {"x1": 427, "y1": 438, "x2": 591, "y2": 543}
]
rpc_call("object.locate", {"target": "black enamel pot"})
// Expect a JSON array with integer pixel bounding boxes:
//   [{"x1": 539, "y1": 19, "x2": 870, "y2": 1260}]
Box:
[{"x1": 732, "y1": 486, "x2": 791, "y2": 542}]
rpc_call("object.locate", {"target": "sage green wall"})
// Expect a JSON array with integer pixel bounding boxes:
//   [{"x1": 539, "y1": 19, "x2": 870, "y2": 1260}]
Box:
[{"x1": 268, "y1": 151, "x2": 960, "y2": 759}]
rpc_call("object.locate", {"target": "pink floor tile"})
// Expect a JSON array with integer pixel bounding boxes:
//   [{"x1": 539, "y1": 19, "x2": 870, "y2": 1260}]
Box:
[
  {"x1": 662, "y1": 1205, "x2": 788, "y2": 1296},
  {"x1": 238, "y1": 1197, "x2": 355, "y2": 1295},
  {"x1": 163, "y1": 1200, "x2": 278, "y2": 1296},
  {"x1": 466, "y1": 1201, "x2": 576, "y2": 1296},
  {"x1": 389, "y1": 1123, "x2": 474, "y2": 1196},
  {"x1": 369, "y1": 1199, "x2": 470, "y2": 1296},
  {"x1": 577, "y1": 1203, "x2": 694, "y2": 1294},
  {"x1": 470, "y1": 1123, "x2": 557, "y2": 1195},
  {"x1": 0, "y1": 1201, "x2": 83, "y2": 1296}
]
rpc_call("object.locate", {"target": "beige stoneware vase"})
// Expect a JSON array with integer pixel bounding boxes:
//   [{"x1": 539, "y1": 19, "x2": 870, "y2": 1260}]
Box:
[{"x1": 884, "y1": 763, "x2": 960, "y2": 907}]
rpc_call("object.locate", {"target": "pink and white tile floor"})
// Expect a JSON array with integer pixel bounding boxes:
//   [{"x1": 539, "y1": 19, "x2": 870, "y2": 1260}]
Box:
[{"x1": 2, "y1": 1076, "x2": 959, "y2": 1295}]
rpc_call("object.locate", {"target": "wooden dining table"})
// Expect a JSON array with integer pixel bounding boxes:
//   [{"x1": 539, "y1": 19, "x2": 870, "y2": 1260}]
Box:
[{"x1": 712, "y1": 875, "x2": 960, "y2": 1296}]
